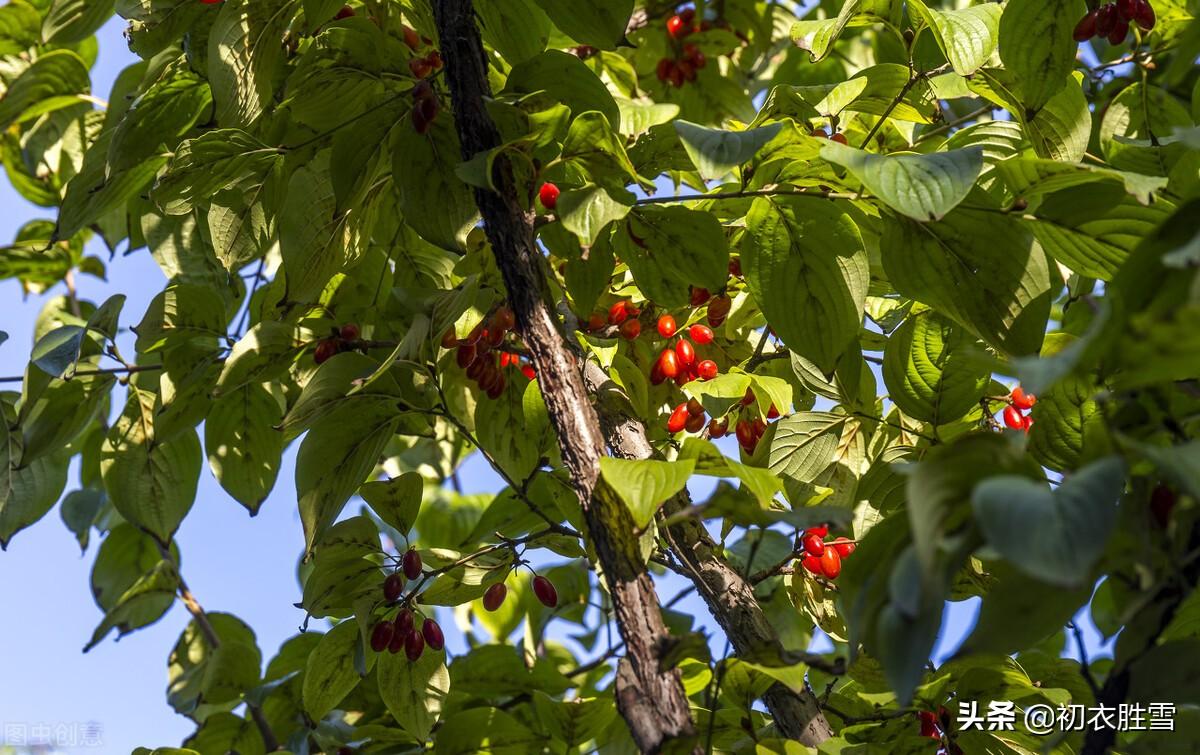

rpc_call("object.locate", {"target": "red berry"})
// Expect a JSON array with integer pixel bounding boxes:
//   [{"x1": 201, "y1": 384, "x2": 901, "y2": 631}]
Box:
[
  {"x1": 1097, "y1": 4, "x2": 1117, "y2": 35},
  {"x1": 688, "y1": 324, "x2": 714, "y2": 344},
  {"x1": 666, "y1": 14, "x2": 688, "y2": 38},
  {"x1": 686, "y1": 398, "x2": 705, "y2": 416},
  {"x1": 1074, "y1": 9, "x2": 1099, "y2": 40},
  {"x1": 440, "y1": 329, "x2": 459, "y2": 349},
  {"x1": 707, "y1": 295, "x2": 731, "y2": 327},
  {"x1": 498, "y1": 352, "x2": 511, "y2": 368},
  {"x1": 383, "y1": 572, "x2": 405, "y2": 601},
  {"x1": 832, "y1": 537, "x2": 855, "y2": 558},
  {"x1": 685, "y1": 411, "x2": 706, "y2": 433},
  {"x1": 667, "y1": 65, "x2": 685, "y2": 88},
  {"x1": 801, "y1": 555, "x2": 823, "y2": 575},
  {"x1": 1023, "y1": 415, "x2": 1034, "y2": 433},
  {"x1": 520, "y1": 364, "x2": 537, "y2": 380},
  {"x1": 696, "y1": 359, "x2": 718, "y2": 380},
  {"x1": 767, "y1": 404, "x2": 780, "y2": 419},
  {"x1": 370, "y1": 621, "x2": 394, "y2": 652},
  {"x1": 421, "y1": 618, "x2": 445, "y2": 650},
  {"x1": 395, "y1": 608, "x2": 414, "y2": 634},
  {"x1": 675, "y1": 339, "x2": 695, "y2": 367},
  {"x1": 387, "y1": 625, "x2": 408, "y2": 653},
  {"x1": 200, "y1": 0, "x2": 222, "y2": 5},
  {"x1": 690, "y1": 287, "x2": 711, "y2": 306},
  {"x1": 334, "y1": 4, "x2": 354, "y2": 18},
  {"x1": 483, "y1": 582, "x2": 507, "y2": 611},
  {"x1": 1134, "y1": 0, "x2": 1155, "y2": 29},
  {"x1": 677, "y1": 59, "x2": 696, "y2": 82},
  {"x1": 656, "y1": 58, "x2": 672, "y2": 82},
  {"x1": 1002, "y1": 405, "x2": 1024, "y2": 430},
  {"x1": 620, "y1": 319, "x2": 641, "y2": 340},
  {"x1": 1150, "y1": 485, "x2": 1176, "y2": 527},
  {"x1": 708, "y1": 417, "x2": 728, "y2": 438},
  {"x1": 690, "y1": 50, "x2": 706, "y2": 69},
  {"x1": 405, "y1": 627, "x2": 425, "y2": 661},
  {"x1": 811, "y1": 128, "x2": 829, "y2": 139},
  {"x1": 339, "y1": 323, "x2": 360, "y2": 342},
  {"x1": 802, "y1": 533, "x2": 825, "y2": 557},
  {"x1": 657, "y1": 314, "x2": 677, "y2": 339},
  {"x1": 650, "y1": 362, "x2": 666, "y2": 386},
  {"x1": 402, "y1": 25, "x2": 420, "y2": 49},
  {"x1": 735, "y1": 420, "x2": 755, "y2": 450},
  {"x1": 1108, "y1": 18, "x2": 1129, "y2": 43},
  {"x1": 587, "y1": 313, "x2": 606, "y2": 332},
  {"x1": 831, "y1": 133, "x2": 848, "y2": 145},
  {"x1": 539, "y1": 182, "x2": 560, "y2": 210},
  {"x1": 608, "y1": 300, "x2": 630, "y2": 325},
  {"x1": 1011, "y1": 386, "x2": 1036, "y2": 410},
  {"x1": 494, "y1": 306, "x2": 515, "y2": 331},
  {"x1": 532, "y1": 575, "x2": 558, "y2": 608},
  {"x1": 658, "y1": 348, "x2": 680, "y2": 379},
  {"x1": 728, "y1": 257, "x2": 742, "y2": 277},
  {"x1": 314, "y1": 339, "x2": 338, "y2": 364},
  {"x1": 667, "y1": 402, "x2": 690, "y2": 434},
  {"x1": 486, "y1": 375, "x2": 506, "y2": 399},
  {"x1": 402, "y1": 549, "x2": 422, "y2": 580},
  {"x1": 741, "y1": 388, "x2": 756, "y2": 407},
  {"x1": 808, "y1": 524, "x2": 829, "y2": 539},
  {"x1": 426, "y1": 50, "x2": 443, "y2": 70},
  {"x1": 408, "y1": 57, "x2": 432, "y2": 78},
  {"x1": 1117, "y1": 0, "x2": 1136, "y2": 21},
  {"x1": 819, "y1": 546, "x2": 842, "y2": 579}
]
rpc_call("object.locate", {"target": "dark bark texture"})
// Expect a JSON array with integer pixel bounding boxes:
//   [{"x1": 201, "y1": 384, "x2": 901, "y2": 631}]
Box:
[
  {"x1": 584, "y1": 362, "x2": 835, "y2": 746},
  {"x1": 430, "y1": 1, "x2": 697, "y2": 751}
]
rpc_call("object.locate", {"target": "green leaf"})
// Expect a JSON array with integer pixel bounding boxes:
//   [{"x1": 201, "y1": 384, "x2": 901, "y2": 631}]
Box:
[
  {"x1": 154, "y1": 129, "x2": 280, "y2": 215},
  {"x1": 504, "y1": 51, "x2": 620, "y2": 128},
  {"x1": 359, "y1": 472, "x2": 423, "y2": 534},
  {"x1": 673, "y1": 121, "x2": 783, "y2": 181},
  {"x1": 101, "y1": 388, "x2": 203, "y2": 546},
  {"x1": 972, "y1": 457, "x2": 1125, "y2": 587},
  {"x1": 791, "y1": 0, "x2": 862, "y2": 62},
  {"x1": 86, "y1": 559, "x2": 180, "y2": 651},
  {"x1": 998, "y1": 0, "x2": 1086, "y2": 113},
  {"x1": 133, "y1": 283, "x2": 229, "y2": 353},
  {"x1": 767, "y1": 411, "x2": 846, "y2": 485},
  {"x1": 474, "y1": 378, "x2": 550, "y2": 485},
  {"x1": 530, "y1": 0, "x2": 632, "y2": 49},
  {"x1": 17, "y1": 361, "x2": 115, "y2": 464},
  {"x1": 391, "y1": 116, "x2": 480, "y2": 251},
  {"x1": 205, "y1": 383, "x2": 283, "y2": 514},
  {"x1": 435, "y1": 706, "x2": 543, "y2": 754},
  {"x1": 214, "y1": 320, "x2": 310, "y2": 397},
  {"x1": 882, "y1": 308, "x2": 990, "y2": 424},
  {"x1": 30, "y1": 325, "x2": 87, "y2": 378},
  {"x1": 556, "y1": 184, "x2": 632, "y2": 245},
  {"x1": 614, "y1": 205, "x2": 729, "y2": 307},
  {"x1": 743, "y1": 197, "x2": 868, "y2": 372},
  {"x1": 0, "y1": 49, "x2": 90, "y2": 130},
  {"x1": 1, "y1": 401, "x2": 70, "y2": 549},
  {"x1": 477, "y1": 0, "x2": 550, "y2": 63},
  {"x1": 908, "y1": 0, "x2": 1001, "y2": 76},
  {"x1": 880, "y1": 209, "x2": 1055, "y2": 357},
  {"x1": 57, "y1": 128, "x2": 168, "y2": 239},
  {"x1": 297, "y1": 400, "x2": 401, "y2": 555},
  {"x1": 109, "y1": 64, "x2": 212, "y2": 172},
  {"x1": 303, "y1": 618, "x2": 369, "y2": 720},
  {"x1": 1129, "y1": 440, "x2": 1200, "y2": 501},
  {"x1": 598, "y1": 456, "x2": 695, "y2": 529},
  {"x1": 167, "y1": 613, "x2": 262, "y2": 712},
  {"x1": 42, "y1": 0, "x2": 116, "y2": 43},
  {"x1": 820, "y1": 142, "x2": 983, "y2": 221},
  {"x1": 207, "y1": 0, "x2": 288, "y2": 127},
  {"x1": 959, "y1": 562, "x2": 1091, "y2": 657},
  {"x1": 87, "y1": 523, "x2": 177, "y2": 641},
  {"x1": 1023, "y1": 194, "x2": 1175, "y2": 281},
  {"x1": 377, "y1": 646, "x2": 450, "y2": 740},
  {"x1": 1026, "y1": 374, "x2": 1105, "y2": 472}
]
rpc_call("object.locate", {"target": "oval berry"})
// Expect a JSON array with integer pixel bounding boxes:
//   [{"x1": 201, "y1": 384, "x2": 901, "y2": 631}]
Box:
[
  {"x1": 405, "y1": 627, "x2": 425, "y2": 661},
  {"x1": 387, "y1": 625, "x2": 408, "y2": 653},
  {"x1": 620, "y1": 319, "x2": 641, "y2": 340},
  {"x1": 1097, "y1": 3, "x2": 1117, "y2": 34},
  {"x1": 1108, "y1": 18, "x2": 1129, "y2": 43},
  {"x1": 483, "y1": 582, "x2": 507, "y2": 612},
  {"x1": 370, "y1": 621, "x2": 394, "y2": 653},
  {"x1": 1073, "y1": 9, "x2": 1099, "y2": 40},
  {"x1": 394, "y1": 608, "x2": 414, "y2": 634},
  {"x1": 1022, "y1": 415, "x2": 1034, "y2": 433},
  {"x1": 802, "y1": 533, "x2": 825, "y2": 557},
  {"x1": 688, "y1": 324, "x2": 714, "y2": 344},
  {"x1": 1117, "y1": 0, "x2": 1136, "y2": 21},
  {"x1": 675, "y1": 339, "x2": 695, "y2": 367},
  {"x1": 735, "y1": 420, "x2": 755, "y2": 449},
  {"x1": 831, "y1": 133, "x2": 849, "y2": 145},
  {"x1": 608, "y1": 300, "x2": 629, "y2": 325},
  {"x1": 456, "y1": 343, "x2": 477, "y2": 369},
  {"x1": 656, "y1": 58, "x2": 672, "y2": 82},
  {"x1": 340, "y1": 323, "x2": 360, "y2": 341},
  {"x1": 657, "y1": 314, "x2": 677, "y2": 339},
  {"x1": 690, "y1": 287, "x2": 711, "y2": 306},
  {"x1": 1134, "y1": 0, "x2": 1155, "y2": 29},
  {"x1": 402, "y1": 549, "x2": 423, "y2": 580},
  {"x1": 383, "y1": 572, "x2": 405, "y2": 601},
  {"x1": 538, "y1": 182, "x2": 560, "y2": 210},
  {"x1": 532, "y1": 575, "x2": 558, "y2": 608},
  {"x1": 667, "y1": 402, "x2": 690, "y2": 434},
  {"x1": 1002, "y1": 405, "x2": 1024, "y2": 430},
  {"x1": 494, "y1": 305, "x2": 516, "y2": 332},
  {"x1": 314, "y1": 339, "x2": 338, "y2": 365},
  {"x1": 658, "y1": 348, "x2": 680, "y2": 379},
  {"x1": 707, "y1": 295, "x2": 731, "y2": 326},
  {"x1": 421, "y1": 618, "x2": 445, "y2": 650},
  {"x1": 685, "y1": 411, "x2": 706, "y2": 433},
  {"x1": 819, "y1": 546, "x2": 842, "y2": 579},
  {"x1": 808, "y1": 524, "x2": 829, "y2": 539},
  {"x1": 649, "y1": 362, "x2": 666, "y2": 386},
  {"x1": 801, "y1": 555, "x2": 823, "y2": 575},
  {"x1": 1011, "y1": 386, "x2": 1036, "y2": 410},
  {"x1": 440, "y1": 328, "x2": 459, "y2": 349},
  {"x1": 696, "y1": 359, "x2": 718, "y2": 380},
  {"x1": 832, "y1": 537, "x2": 855, "y2": 558},
  {"x1": 587, "y1": 313, "x2": 606, "y2": 332},
  {"x1": 521, "y1": 364, "x2": 536, "y2": 380},
  {"x1": 1150, "y1": 484, "x2": 1176, "y2": 528},
  {"x1": 919, "y1": 711, "x2": 939, "y2": 738},
  {"x1": 666, "y1": 14, "x2": 688, "y2": 38},
  {"x1": 708, "y1": 417, "x2": 728, "y2": 438}
]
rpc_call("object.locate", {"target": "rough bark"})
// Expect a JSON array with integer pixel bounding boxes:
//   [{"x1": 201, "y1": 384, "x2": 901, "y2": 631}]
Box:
[
  {"x1": 584, "y1": 362, "x2": 836, "y2": 746},
  {"x1": 430, "y1": 2, "x2": 697, "y2": 751}
]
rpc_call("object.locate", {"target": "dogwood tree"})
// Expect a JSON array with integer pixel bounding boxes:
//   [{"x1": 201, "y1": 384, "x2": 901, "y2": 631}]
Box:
[{"x1": 1, "y1": 0, "x2": 1198, "y2": 751}]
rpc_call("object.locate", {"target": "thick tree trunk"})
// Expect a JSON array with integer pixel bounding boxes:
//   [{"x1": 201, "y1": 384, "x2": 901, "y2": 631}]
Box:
[
  {"x1": 584, "y1": 362, "x2": 836, "y2": 746},
  {"x1": 430, "y1": 2, "x2": 697, "y2": 751}
]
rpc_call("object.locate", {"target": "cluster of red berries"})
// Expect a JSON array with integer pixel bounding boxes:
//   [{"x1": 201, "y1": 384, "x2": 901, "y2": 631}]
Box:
[
  {"x1": 1000, "y1": 386, "x2": 1036, "y2": 433},
  {"x1": 1074, "y1": 0, "x2": 1156, "y2": 43},
  {"x1": 482, "y1": 574, "x2": 558, "y2": 611},
  {"x1": 724, "y1": 388, "x2": 781, "y2": 453},
  {"x1": 655, "y1": 9, "x2": 710, "y2": 87},
  {"x1": 797, "y1": 524, "x2": 855, "y2": 580},
  {"x1": 411, "y1": 80, "x2": 440, "y2": 134},
  {"x1": 369, "y1": 550, "x2": 444, "y2": 662},
  {"x1": 313, "y1": 323, "x2": 361, "y2": 365},
  {"x1": 408, "y1": 49, "x2": 443, "y2": 79},
  {"x1": 651, "y1": 315, "x2": 718, "y2": 383},
  {"x1": 811, "y1": 128, "x2": 849, "y2": 145},
  {"x1": 444, "y1": 305, "x2": 536, "y2": 399}
]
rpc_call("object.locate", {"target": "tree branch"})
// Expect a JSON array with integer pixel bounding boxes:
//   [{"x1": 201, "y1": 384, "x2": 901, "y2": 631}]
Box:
[
  {"x1": 583, "y1": 361, "x2": 836, "y2": 746},
  {"x1": 431, "y1": 2, "x2": 697, "y2": 751}
]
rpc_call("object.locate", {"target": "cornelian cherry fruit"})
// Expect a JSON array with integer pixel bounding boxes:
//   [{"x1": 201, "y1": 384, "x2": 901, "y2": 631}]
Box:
[
  {"x1": 1003, "y1": 405, "x2": 1024, "y2": 430},
  {"x1": 1011, "y1": 386, "x2": 1036, "y2": 410},
  {"x1": 802, "y1": 533, "x2": 825, "y2": 557},
  {"x1": 532, "y1": 575, "x2": 558, "y2": 608},
  {"x1": 819, "y1": 546, "x2": 842, "y2": 579},
  {"x1": 697, "y1": 360, "x2": 718, "y2": 380},
  {"x1": 370, "y1": 621, "x2": 394, "y2": 652},
  {"x1": 832, "y1": 537, "x2": 855, "y2": 557},
  {"x1": 402, "y1": 549, "x2": 423, "y2": 580},
  {"x1": 539, "y1": 182, "x2": 560, "y2": 210},
  {"x1": 620, "y1": 319, "x2": 641, "y2": 340},
  {"x1": 383, "y1": 572, "x2": 404, "y2": 601},
  {"x1": 675, "y1": 339, "x2": 695, "y2": 367},
  {"x1": 667, "y1": 402, "x2": 690, "y2": 433},
  {"x1": 421, "y1": 618, "x2": 445, "y2": 650},
  {"x1": 483, "y1": 582, "x2": 507, "y2": 611},
  {"x1": 657, "y1": 314, "x2": 677, "y2": 338},
  {"x1": 688, "y1": 324, "x2": 714, "y2": 344}
]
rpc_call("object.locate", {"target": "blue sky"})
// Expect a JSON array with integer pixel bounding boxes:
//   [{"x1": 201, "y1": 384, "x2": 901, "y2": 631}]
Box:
[{"x1": 0, "y1": 16, "x2": 1114, "y2": 754}]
